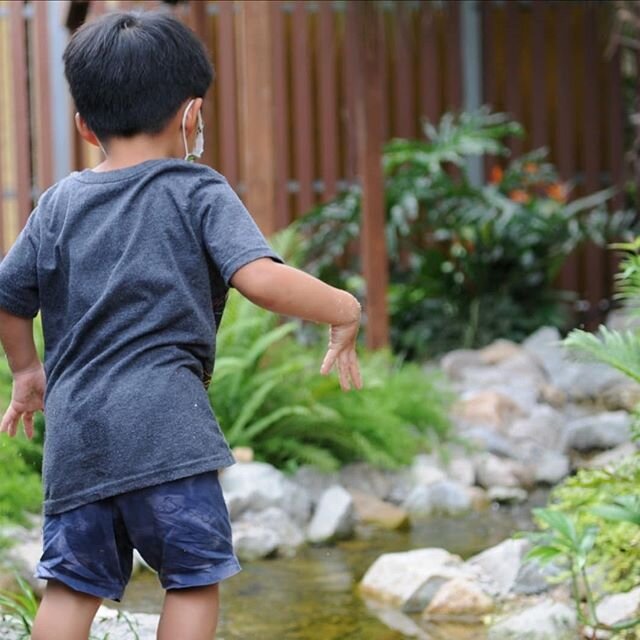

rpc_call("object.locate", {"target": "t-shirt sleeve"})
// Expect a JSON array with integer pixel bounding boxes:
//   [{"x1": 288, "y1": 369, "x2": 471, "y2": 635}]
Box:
[
  {"x1": 0, "y1": 209, "x2": 40, "y2": 318},
  {"x1": 199, "y1": 179, "x2": 283, "y2": 286}
]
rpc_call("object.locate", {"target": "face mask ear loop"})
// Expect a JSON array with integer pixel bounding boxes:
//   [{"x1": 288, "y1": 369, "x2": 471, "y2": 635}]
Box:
[{"x1": 181, "y1": 100, "x2": 194, "y2": 161}]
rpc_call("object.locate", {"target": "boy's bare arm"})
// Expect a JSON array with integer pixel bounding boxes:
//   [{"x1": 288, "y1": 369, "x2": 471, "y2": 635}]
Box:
[
  {"x1": 0, "y1": 309, "x2": 45, "y2": 439},
  {"x1": 231, "y1": 259, "x2": 363, "y2": 391}
]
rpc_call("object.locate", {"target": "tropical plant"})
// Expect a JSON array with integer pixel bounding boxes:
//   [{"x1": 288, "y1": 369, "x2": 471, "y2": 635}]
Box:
[
  {"x1": 523, "y1": 239, "x2": 640, "y2": 638},
  {"x1": 0, "y1": 576, "x2": 39, "y2": 639},
  {"x1": 210, "y1": 287, "x2": 451, "y2": 472},
  {"x1": 297, "y1": 108, "x2": 636, "y2": 358}
]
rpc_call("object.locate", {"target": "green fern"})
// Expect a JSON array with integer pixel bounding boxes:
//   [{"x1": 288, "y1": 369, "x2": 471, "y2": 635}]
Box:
[{"x1": 563, "y1": 327, "x2": 640, "y2": 384}]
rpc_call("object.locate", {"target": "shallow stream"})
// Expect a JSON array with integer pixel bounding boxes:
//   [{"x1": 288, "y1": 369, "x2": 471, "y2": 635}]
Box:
[{"x1": 114, "y1": 493, "x2": 546, "y2": 639}]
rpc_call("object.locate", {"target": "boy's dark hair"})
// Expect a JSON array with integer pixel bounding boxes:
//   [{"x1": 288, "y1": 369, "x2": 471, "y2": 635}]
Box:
[{"x1": 63, "y1": 11, "x2": 213, "y2": 141}]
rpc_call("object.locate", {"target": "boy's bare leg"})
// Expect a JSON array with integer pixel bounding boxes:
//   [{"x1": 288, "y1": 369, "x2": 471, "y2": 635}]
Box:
[
  {"x1": 31, "y1": 580, "x2": 102, "y2": 640},
  {"x1": 157, "y1": 584, "x2": 220, "y2": 640}
]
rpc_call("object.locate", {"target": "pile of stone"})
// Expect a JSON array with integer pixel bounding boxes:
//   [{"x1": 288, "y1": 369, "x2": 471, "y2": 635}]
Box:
[{"x1": 358, "y1": 538, "x2": 640, "y2": 640}]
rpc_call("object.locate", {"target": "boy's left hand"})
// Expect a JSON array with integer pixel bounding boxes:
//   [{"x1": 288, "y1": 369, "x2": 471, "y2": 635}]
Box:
[{"x1": 0, "y1": 364, "x2": 45, "y2": 439}]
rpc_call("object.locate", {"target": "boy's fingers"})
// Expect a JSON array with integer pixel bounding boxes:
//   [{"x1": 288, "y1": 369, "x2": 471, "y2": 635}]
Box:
[
  {"x1": 1, "y1": 407, "x2": 19, "y2": 438},
  {"x1": 349, "y1": 352, "x2": 362, "y2": 390},
  {"x1": 337, "y1": 357, "x2": 350, "y2": 391},
  {"x1": 320, "y1": 348, "x2": 337, "y2": 376},
  {"x1": 23, "y1": 412, "x2": 34, "y2": 440}
]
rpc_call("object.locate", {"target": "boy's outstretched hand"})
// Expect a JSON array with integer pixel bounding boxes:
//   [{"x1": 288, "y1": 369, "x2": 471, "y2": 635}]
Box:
[
  {"x1": 320, "y1": 319, "x2": 362, "y2": 391},
  {"x1": 0, "y1": 364, "x2": 45, "y2": 439}
]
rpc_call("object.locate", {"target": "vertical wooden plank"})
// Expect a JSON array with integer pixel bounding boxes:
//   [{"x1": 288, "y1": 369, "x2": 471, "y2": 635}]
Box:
[
  {"x1": 581, "y1": 4, "x2": 603, "y2": 321},
  {"x1": 530, "y1": 0, "x2": 547, "y2": 149},
  {"x1": 33, "y1": 1, "x2": 54, "y2": 194},
  {"x1": 349, "y1": 1, "x2": 389, "y2": 349},
  {"x1": 393, "y1": 1, "x2": 416, "y2": 138},
  {"x1": 291, "y1": 2, "x2": 314, "y2": 215},
  {"x1": 317, "y1": 1, "x2": 338, "y2": 200},
  {"x1": 0, "y1": 8, "x2": 5, "y2": 253},
  {"x1": 343, "y1": 6, "x2": 358, "y2": 183},
  {"x1": 418, "y1": 2, "x2": 439, "y2": 124},
  {"x1": 190, "y1": 1, "x2": 216, "y2": 169},
  {"x1": 217, "y1": 0, "x2": 239, "y2": 187},
  {"x1": 9, "y1": 1, "x2": 32, "y2": 228},
  {"x1": 608, "y1": 49, "x2": 624, "y2": 210},
  {"x1": 445, "y1": 1, "x2": 462, "y2": 111},
  {"x1": 238, "y1": 1, "x2": 277, "y2": 235},
  {"x1": 504, "y1": 1, "x2": 522, "y2": 155},
  {"x1": 481, "y1": 1, "x2": 496, "y2": 110},
  {"x1": 555, "y1": 2, "x2": 578, "y2": 294},
  {"x1": 271, "y1": 1, "x2": 290, "y2": 227}
]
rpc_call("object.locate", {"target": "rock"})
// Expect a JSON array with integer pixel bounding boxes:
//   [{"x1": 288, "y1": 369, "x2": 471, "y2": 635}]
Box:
[
  {"x1": 445, "y1": 457, "x2": 476, "y2": 487},
  {"x1": 92, "y1": 606, "x2": 159, "y2": 640},
  {"x1": 539, "y1": 382, "x2": 567, "y2": 408},
  {"x1": 410, "y1": 454, "x2": 447, "y2": 486},
  {"x1": 479, "y1": 339, "x2": 524, "y2": 365},
  {"x1": 533, "y1": 450, "x2": 571, "y2": 485},
  {"x1": 487, "y1": 601, "x2": 577, "y2": 640},
  {"x1": 350, "y1": 490, "x2": 409, "y2": 530},
  {"x1": 232, "y1": 520, "x2": 280, "y2": 561},
  {"x1": 403, "y1": 480, "x2": 472, "y2": 517},
  {"x1": 466, "y1": 486, "x2": 491, "y2": 511},
  {"x1": 339, "y1": 462, "x2": 393, "y2": 500},
  {"x1": 359, "y1": 548, "x2": 471, "y2": 612},
  {"x1": 386, "y1": 469, "x2": 414, "y2": 505},
  {"x1": 423, "y1": 577, "x2": 494, "y2": 619},
  {"x1": 307, "y1": 485, "x2": 355, "y2": 543},
  {"x1": 454, "y1": 390, "x2": 524, "y2": 432},
  {"x1": 508, "y1": 405, "x2": 564, "y2": 450},
  {"x1": 607, "y1": 308, "x2": 640, "y2": 332},
  {"x1": 595, "y1": 585, "x2": 640, "y2": 627},
  {"x1": 563, "y1": 411, "x2": 632, "y2": 452},
  {"x1": 236, "y1": 507, "x2": 305, "y2": 558},
  {"x1": 523, "y1": 326, "x2": 625, "y2": 401},
  {"x1": 231, "y1": 446, "x2": 254, "y2": 463},
  {"x1": 488, "y1": 487, "x2": 528, "y2": 504},
  {"x1": 511, "y1": 560, "x2": 558, "y2": 595},
  {"x1": 601, "y1": 380, "x2": 640, "y2": 412},
  {"x1": 440, "y1": 349, "x2": 483, "y2": 380},
  {"x1": 291, "y1": 465, "x2": 340, "y2": 507},
  {"x1": 582, "y1": 442, "x2": 638, "y2": 469},
  {"x1": 220, "y1": 461, "x2": 312, "y2": 524},
  {"x1": 460, "y1": 427, "x2": 517, "y2": 458},
  {"x1": 475, "y1": 453, "x2": 531, "y2": 489},
  {"x1": 466, "y1": 538, "x2": 540, "y2": 597}
]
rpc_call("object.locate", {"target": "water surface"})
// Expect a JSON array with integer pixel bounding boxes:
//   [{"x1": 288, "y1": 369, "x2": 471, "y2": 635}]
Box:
[{"x1": 116, "y1": 495, "x2": 546, "y2": 639}]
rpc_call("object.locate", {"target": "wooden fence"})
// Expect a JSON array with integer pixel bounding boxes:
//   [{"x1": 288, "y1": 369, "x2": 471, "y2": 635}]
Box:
[{"x1": 0, "y1": 0, "x2": 632, "y2": 347}]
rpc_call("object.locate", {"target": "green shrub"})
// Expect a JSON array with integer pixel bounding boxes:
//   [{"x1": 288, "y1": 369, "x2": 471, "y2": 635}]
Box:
[
  {"x1": 210, "y1": 288, "x2": 451, "y2": 472},
  {"x1": 297, "y1": 108, "x2": 636, "y2": 358}
]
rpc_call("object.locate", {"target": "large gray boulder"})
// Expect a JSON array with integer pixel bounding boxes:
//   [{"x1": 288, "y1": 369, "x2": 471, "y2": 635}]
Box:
[
  {"x1": 595, "y1": 585, "x2": 640, "y2": 628},
  {"x1": 508, "y1": 405, "x2": 564, "y2": 450},
  {"x1": 291, "y1": 465, "x2": 339, "y2": 507},
  {"x1": 307, "y1": 485, "x2": 355, "y2": 543},
  {"x1": 563, "y1": 411, "x2": 632, "y2": 452},
  {"x1": 474, "y1": 453, "x2": 532, "y2": 489},
  {"x1": 466, "y1": 539, "x2": 550, "y2": 597},
  {"x1": 487, "y1": 601, "x2": 577, "y2": 640},
  {"x1": 220, "y1": 461, "x2": 312, "y2": 524},
  {"x1": 339, "y1": 462, "x2": 395, "y2": 500},
  {"x1": 234, "y1": 507, "x2": 305, "y2": 559},
  {"x1": 403, "y1": 480, "x2": 472, "y2": 518},
  {"x1": 359, "y1": 548, "x2": 474, "y2": 612},
  {"x1": 523, "y1": 326, "x2": 624, "y2": 401}
]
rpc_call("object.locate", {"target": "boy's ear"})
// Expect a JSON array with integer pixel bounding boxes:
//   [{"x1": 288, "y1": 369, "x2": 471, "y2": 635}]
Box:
[
  {"x1": 74, "y1": 113, "x2": 103, "y2": 149},
  {"x1": 182, "y1": 97, "x2": 203, "y2": 135}
]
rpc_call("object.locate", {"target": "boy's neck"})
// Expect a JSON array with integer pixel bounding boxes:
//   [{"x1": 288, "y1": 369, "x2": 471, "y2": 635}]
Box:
[{"x1": 93, "y1": 134, "x2": 180, "y2": 172}]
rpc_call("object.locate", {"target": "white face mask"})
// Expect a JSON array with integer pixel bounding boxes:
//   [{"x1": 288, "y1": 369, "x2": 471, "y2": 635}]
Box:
[{"x1": 181, "y1": 99, "x2": 204, "y2": 162}]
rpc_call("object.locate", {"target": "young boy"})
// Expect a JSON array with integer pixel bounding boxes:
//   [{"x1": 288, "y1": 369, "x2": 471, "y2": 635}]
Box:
[{"x1": 0, "y1": 11, "x2": 361, "y2": 640}]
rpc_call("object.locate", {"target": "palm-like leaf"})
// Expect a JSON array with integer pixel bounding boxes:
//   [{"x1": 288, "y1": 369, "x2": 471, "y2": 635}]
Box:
[{"x1": 563, "y1": 327, "x2": 640, "y2": 384}]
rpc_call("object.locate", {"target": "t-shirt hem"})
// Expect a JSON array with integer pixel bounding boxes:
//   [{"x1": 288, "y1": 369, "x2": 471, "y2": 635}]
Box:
[
  {"x1": 0, "y1": 290, "x2": 38, "y2": 318},
  {"x1": 43, "y1": 452, "x2": 236, "y2": 515},
  {"x1": 221, "y1": 248, "x2": 283, "y2": 287}
]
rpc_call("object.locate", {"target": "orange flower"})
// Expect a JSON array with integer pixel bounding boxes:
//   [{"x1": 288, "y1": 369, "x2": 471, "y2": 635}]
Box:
[
  {"x1": 489, "y1": 165, "x2": 503, "y2": 184},
  {"x1": 546, "y1": 183, "x2": 567, "y2": 202},
  {"x1": 524, "y1": 162, "x2": 538, "y2": 174},
  {"x1": 509, "y1": 189, "x2": 530, "y2": 204}
]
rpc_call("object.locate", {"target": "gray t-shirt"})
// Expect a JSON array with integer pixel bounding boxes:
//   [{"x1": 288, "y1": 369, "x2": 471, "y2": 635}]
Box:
[{"x1": 0, "y1": 159, "x2": 281, "y2": 515}]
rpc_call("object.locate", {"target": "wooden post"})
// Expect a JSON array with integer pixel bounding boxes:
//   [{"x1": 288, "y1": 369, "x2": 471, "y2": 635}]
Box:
[
  {"x1": 349, "y1": 1, "x2": 389, "y2": 350},
  {"x1": 237, "y1": 0, "x2": 277, "y2": 236}
]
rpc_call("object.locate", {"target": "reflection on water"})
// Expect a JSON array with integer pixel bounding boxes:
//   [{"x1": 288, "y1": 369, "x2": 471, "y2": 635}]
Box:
[{"x1": 115, "y1": 494, "x2": 546, "y2": 639}]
